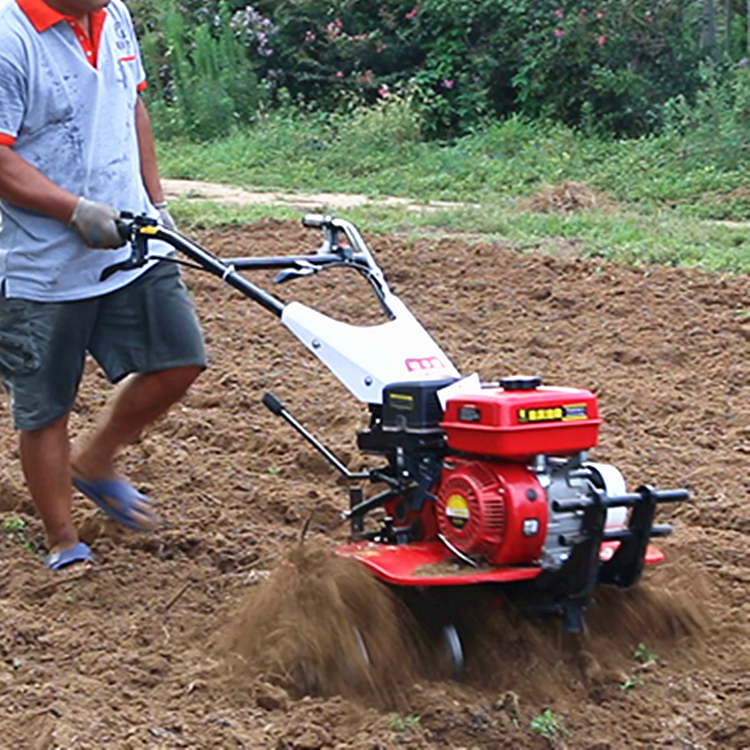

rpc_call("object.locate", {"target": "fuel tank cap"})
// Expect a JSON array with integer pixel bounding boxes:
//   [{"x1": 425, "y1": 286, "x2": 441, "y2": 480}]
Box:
[{"x1": 499, "y1": 375, "x2": 542, "y2": 391}]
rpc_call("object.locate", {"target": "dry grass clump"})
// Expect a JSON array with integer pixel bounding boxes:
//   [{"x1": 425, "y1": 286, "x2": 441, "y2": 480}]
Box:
[{"x1": 521, "y1": 181, "x2": 615, "y2": 213}]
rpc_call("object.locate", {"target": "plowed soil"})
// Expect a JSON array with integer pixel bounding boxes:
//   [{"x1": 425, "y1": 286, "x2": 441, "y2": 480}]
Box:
[{"x1": 1, "y1": 218, "x2": 749, "y2": 749}]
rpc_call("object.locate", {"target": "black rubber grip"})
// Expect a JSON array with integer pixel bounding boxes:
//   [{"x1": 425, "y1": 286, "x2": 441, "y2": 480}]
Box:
[
  {"x1": 652, "y1": 489, "x2": 689, "y2": 503},
  {"x1": 648, "y1": 524, "x2": 673, "y2": 537},
  {"x1": 262, "y1": 392, "x2": 284, "y2": 415},
  {"x1": 115, "y1": 219, "x2": 131, "y2": 240}
]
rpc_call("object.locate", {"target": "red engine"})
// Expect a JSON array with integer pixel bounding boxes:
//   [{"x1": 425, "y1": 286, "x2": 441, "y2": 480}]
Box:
[
  {"x1": 435, "y1": 459, "x2": 548, "y2": 566},
  {"x1": 434, "y1": 378, "x2": 601, "y2": 564}
]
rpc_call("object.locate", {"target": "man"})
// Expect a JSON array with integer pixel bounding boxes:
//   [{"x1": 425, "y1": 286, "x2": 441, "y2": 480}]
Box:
[{"x1": 0, "y1": 0, "x2": 206, "y2": 570}]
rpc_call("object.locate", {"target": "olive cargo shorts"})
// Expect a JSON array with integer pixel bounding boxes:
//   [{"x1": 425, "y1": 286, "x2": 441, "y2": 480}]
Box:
[{"x1": 0, "y1": 261, "x2": 206, "y2": 431}]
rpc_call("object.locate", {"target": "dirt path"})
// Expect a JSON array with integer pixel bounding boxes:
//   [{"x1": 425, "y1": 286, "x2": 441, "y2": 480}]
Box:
[{"x1": 163, "y1": 178, "x2": 471, "y2": 213}]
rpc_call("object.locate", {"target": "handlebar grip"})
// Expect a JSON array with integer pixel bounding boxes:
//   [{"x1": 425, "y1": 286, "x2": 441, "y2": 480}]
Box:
[
  {"x1": 262, "y1": 392, "x2": 285, "y2": 416},
  {"x1": 649, "y1": 524, "x2": 673, "y2": 537},
  {"x1": 302, "y1": 214, "x2": 329, "y2": 228},
  {"x1": 115, "y1": 218, "x2": 131, "y2": 241},
  {"x1": 651, "y1": 488, "x2": 690, "y2": 503}
]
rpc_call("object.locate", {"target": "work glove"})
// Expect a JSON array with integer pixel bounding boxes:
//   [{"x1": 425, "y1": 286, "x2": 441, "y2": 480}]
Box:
[
  {"x1": 70, "y1": 197, "x2": 125, "y2": 249},
  {"x1": 154, "y1": 201, "x2": 176, "y2": 231}
]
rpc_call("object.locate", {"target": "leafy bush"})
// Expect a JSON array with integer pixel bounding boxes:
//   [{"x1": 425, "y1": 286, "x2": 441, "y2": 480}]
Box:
[
  {"x1": 662, "y1": 61, "x2": 750, "y2": 169},
  {"x1": 133, "y1": 0, "x2": 266, "y2": 140},
  {"x1": 511, "y1": 0, "x2": 704, "y2": 137},
  {"x1": 131, "y1": 0, "x2": 742, "y2": 141},
  {"x1": 247, "y1": 0, "x2": 710, "y2": 138}
]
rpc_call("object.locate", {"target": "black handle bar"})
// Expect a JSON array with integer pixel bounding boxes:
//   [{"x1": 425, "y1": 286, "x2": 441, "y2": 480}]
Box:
[
  {"x1": 551, "y1": 486, "x2": 689, "y2": 514},
  {"x1": 103, "y1": 213, "x2": 286, "y2": 317},
  {"x1": 104, "y1": 213, "x2": 397, "y2": 320}
]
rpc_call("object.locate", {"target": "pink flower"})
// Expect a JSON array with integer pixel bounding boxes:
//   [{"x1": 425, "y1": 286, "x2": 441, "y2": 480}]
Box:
[
  {"x1": 554, "y1": 8, "x2": 564, "y2": 18},
  {"x1": 378, "y1": 84, "x2": 390, "y2": 98},
  {"x1": 405, "y1": 4, "x2": 419, "y2": 20},
  {"x1": 441, "y1": 79, "x2": 454, "y2": 89},
  {"x1": 554, "y1": 28, "x2": 564, "y2": 38},
  {"x1": 335, "y1": 70, "x2": 344, "y2": 79},
  {"x1": 645, "y1": 11, "x2": 654, "y2": 23},
  {"x1": 595, "y1": 9, "x2": 604, "y2": 19},
  {"x1": 326, "y1": 18, "x2": 344, "y2": 38},
  {"x1": 597, "y1": 34, "x2": 606, "y2": 46},
  {"x1": 304, "y1": 30, "x2": 316, "y2": 43},
  {"x1": 376, "y1": 44, "x2": 387, "y2": 53}
]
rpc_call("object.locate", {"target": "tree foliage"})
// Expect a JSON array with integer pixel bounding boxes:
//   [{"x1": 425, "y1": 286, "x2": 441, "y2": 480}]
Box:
[{"x1": 131, "y1": 0, "x2": 750, "y2": 140}]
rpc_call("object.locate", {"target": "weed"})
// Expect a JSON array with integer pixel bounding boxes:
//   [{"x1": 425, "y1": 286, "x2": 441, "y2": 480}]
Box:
[
  {"x1": 633, "y1": 642, "x2": 657, "y2": 664},
  {"x1": 388, "y1": 714, "x2": 421, "y2": 731},
  {"x1": 2, "y1": 515, "x2": 40, "y2": 553},
  {"x1": 620, "y1": 674, "x2": 646, "y2": 691},
  {"x1": 529, "y1": 709, "x2": 565, "y2": 741},
  {"x1": 2, "y1": 517, "x2": 26, "y2": 533}
]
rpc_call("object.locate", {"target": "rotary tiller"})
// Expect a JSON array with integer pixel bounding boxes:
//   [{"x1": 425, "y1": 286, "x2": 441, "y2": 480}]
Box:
[{"x1": 110, "y1": 214, "x2": 687, "y2": 664}]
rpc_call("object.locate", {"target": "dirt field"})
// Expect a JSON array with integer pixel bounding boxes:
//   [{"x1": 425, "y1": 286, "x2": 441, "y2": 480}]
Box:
[{"x1": 1, "y1": 216, "x2": 749, "y2": 749}]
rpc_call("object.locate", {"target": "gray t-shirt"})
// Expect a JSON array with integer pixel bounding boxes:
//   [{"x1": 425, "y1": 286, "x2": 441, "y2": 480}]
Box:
[{"x1": 0, "y1": 0, "x2": 168, "y2": 301}]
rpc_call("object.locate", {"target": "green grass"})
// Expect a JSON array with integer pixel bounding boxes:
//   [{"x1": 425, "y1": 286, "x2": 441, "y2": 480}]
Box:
[
  {"x1": 171, "y1": 194, "x2": 750, "y2": 275},
  {"x1": 157, "y1": 109, "x2": 750, "y2": 274}
]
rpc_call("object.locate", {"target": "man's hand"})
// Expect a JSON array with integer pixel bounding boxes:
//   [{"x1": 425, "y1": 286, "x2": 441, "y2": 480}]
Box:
[
  {"x1": 154, "y1": 201, "x2": 176, "y2": 231},
  {"x1": 70, "y1": 197, "x2": 125, "y2": 249}
]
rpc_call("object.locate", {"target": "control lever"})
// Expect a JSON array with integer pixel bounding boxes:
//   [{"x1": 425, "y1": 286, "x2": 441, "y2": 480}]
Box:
[
  {"x1": 100, "y1": 212, "x2": 158, "y2": 281},
  {"x1": 273, "y1": 261, "x2": 318, "y2": 284}
]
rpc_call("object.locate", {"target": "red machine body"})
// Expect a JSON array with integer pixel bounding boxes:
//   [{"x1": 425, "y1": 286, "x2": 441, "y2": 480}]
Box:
[{"x1": 339, "y1": 376, "x2": 675, "y2": 600}]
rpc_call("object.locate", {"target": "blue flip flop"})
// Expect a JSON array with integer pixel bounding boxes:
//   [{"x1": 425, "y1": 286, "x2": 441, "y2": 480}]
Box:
[
  {"x1": 45, "y1": 541, "x2": 94, "y2": 571},
  {"x1": 72, "y1": 475, "x2": 159, "y2": 532}
]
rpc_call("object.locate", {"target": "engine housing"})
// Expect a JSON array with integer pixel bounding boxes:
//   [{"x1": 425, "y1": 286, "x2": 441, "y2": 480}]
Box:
[
  {"x1": 436, "y1": 457, "x2": 613, "y2": 570},
  {"x1": 440, "y1": 378, "x2": 601, "y2": 460},
  {"x1": 436, "y1": 458, "x2": 547, "y2": 565}
]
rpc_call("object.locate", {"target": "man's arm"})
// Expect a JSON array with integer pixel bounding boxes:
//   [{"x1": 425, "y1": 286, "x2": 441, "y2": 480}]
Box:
[
  {"x1": 135, "y1": 97, "x2": 165, "y2": 206},
  {"x1": 0, "y1": 145, "x2": 78, "y2": 222},
  {"x1": 0, "y1": 145, "x2": 124, "y2": 248}
]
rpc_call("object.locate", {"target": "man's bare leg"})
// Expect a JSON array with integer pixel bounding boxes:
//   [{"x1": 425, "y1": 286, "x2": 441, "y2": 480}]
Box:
[
  {"x1": 71, "y1": 365, "x2": 202, "y2": 479},
  {"x1": 20, "y1": 412, "x2": 78, "y2": 553}
]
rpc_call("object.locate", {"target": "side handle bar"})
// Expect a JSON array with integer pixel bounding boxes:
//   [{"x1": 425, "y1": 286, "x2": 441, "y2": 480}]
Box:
[{"x1": 102, "y1": 214, "x2": 286, "y2": 317}]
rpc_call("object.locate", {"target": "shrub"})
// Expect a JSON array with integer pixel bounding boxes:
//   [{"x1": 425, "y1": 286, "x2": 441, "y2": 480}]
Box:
[
  {"x1": 131, "y1": 0, "x2": 740, "y2": 141},
  {"x1": 662, "y1": 60, "x2": 750, "y2": 169},
  {"x1": 511, "y1": 0, "x2": 704, "y2": 137},
  {"x1": 133, "y1": 0, "x2": 266, "y2": 140}
]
